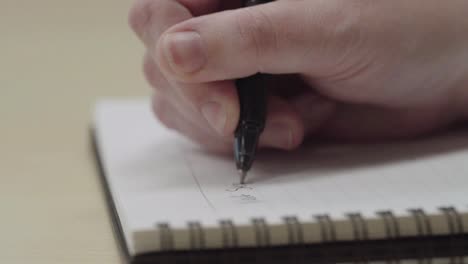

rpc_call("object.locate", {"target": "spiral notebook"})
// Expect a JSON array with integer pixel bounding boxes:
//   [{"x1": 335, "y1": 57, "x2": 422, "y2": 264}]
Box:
[{"x1": 92, "y1": 98, "x2": 468, "y2": 264}]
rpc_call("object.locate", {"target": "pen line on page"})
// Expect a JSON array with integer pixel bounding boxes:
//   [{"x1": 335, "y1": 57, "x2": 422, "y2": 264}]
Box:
[{"x1": 183, "y1": 155, "x2": 217, "y2": 212}]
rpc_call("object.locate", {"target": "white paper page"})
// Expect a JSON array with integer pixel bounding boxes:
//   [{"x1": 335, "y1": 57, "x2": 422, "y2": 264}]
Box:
[{"x1": 94, "y1": 98, "x2": 468, "y2": 252}]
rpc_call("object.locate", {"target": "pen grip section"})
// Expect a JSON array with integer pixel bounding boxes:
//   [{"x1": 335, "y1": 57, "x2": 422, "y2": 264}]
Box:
[
  {"x1": 235, "y1": 74, "x2": 267, "y2": 135},
  {"x1": 234, "y1": 74, "x2": 268, "y2": 172}
]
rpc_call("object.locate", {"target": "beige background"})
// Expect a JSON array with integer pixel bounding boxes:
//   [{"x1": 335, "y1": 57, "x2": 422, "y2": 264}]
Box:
[{"x1": 1, "y1": 1, "x2": 147, "y2": 263}]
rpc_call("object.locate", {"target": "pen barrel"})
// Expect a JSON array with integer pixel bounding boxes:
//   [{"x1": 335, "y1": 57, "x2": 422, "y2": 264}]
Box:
[
  {"x1": 234, "y1": 74, "x2": 268, "y2": 172},
  {"x1": 234, "y1": 0, "x2": 272, "y2": 175},
  {"x1": 235, "y1": 74, "x2": 267, "y2": 135}
]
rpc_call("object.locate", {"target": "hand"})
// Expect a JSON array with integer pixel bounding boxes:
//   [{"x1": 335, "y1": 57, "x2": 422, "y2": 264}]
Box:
[{"x1": 129, "y1": 0, "x2": 468, "y2": 152}]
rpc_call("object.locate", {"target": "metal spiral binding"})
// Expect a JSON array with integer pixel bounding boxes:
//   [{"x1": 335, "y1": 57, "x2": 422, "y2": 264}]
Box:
[
  {"x1": 188, "y1": 221, "x2": 206, "y2": 250},
  {"x1": 347, "y1": 213, "x2": 370, "y2": 264},
  {"x1": 378, "y1": 211, "x2": 401, "y2": 240},
  {"x1": 409, "y1": 209, "x2": 432, "y2": 264},
  {"x1": 440, "y1": 207, "x2": 464, "y2": 235},
  {"x1": 378, "y1": 211, "x2": 401, "y2": 264},
  {"x1": 440, "y1": 207, "x2": 465, "y2": 264},
  {"x1": 348, "y1": 213, "x2": 369, "y2": 241},
  {"x1": 410, "y1": 209, "x2": 433, "y2": 237},
  {"x1": 153, "y1": 207, "x2": 465, "y2": 263},
  {"x1": 157, "y1": 223, "x2": 174, "y2": 251},
  {"x1": 283, "y1": 216, "x2": 304, "y2": 244},
  {"x1": 252, "y1": 218, "x2": 271, "y2": 247},
  {"x1": 219, "y1": 219, "x2": 239, "y2": 248},
  {"x1": 315, "y1": 214, "x2": 337, "y2": 242}
]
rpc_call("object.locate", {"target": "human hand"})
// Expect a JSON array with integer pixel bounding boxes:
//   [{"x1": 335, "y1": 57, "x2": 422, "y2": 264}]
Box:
[{"x1": 129, "y1": 0, "x2": 468, "y2": 152}]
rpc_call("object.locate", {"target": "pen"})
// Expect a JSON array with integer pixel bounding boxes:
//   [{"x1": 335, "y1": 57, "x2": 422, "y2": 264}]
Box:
[{"x1": 234, "y1": 0, "x2": 272, "y2": 184}]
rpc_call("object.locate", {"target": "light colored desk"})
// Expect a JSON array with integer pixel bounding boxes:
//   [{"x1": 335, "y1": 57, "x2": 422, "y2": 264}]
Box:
[{"x1": 0, "y1": 1, "x2": 147, "y2": 263}]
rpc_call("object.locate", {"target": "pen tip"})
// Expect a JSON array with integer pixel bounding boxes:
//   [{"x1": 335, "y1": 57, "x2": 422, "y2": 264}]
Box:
[{"x1": 239, "y1": 170, "x2": 247, "y2": 185}]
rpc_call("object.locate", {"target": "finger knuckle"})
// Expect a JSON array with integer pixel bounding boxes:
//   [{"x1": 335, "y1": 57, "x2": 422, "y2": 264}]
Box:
[
  {"x1": 332, "y1": 1, "x2": 365, "y2": 50},
  {"x1": 143, "y1": 55, "x2": 167, "y2": 91},
  {"x1": 320, "y1": 1, "x2": 368, "y2": 57},
  {"x1": 289, "y1": 120, "x2": 305, "y2": 150},
  {"x1": 281, "y1": 112, "x2": 305, "y2": 150},
  {"x1": 234, "y1": 8, "x2": 278, "y2": 71},
  {"x1": 128, "y1": 0, "x2": 155, "y2": 37},
  {"x1": 130, "y1": 0, "x2": 191, "y2": 43},
  {"x1": 151, "y1": 95, "x2": 176, "y2": 129},
  {"x1": 299, "y1": 0, "x2": 370, "y2": 78}
]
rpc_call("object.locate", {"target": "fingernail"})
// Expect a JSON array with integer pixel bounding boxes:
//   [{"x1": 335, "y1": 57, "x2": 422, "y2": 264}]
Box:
[
  {"x1": 261, "y1": 122, "x2": 293, "y2": 149},
  {"x1": 201, "y1": 101, "x2": 227, "y2": 135},
  {"x1": 163, "y1": 31, "x2": 206, "y2": 74}
]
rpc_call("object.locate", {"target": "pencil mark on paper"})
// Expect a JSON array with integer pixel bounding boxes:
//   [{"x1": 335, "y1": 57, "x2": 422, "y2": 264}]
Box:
[
  {"x1": 230, "y1": 194, "x2": 258, "y2": 203},
  {"x1": 183, "y1": 156, "x2": 217, "y2": 212},
  {"x1": 226, "y1": 183, "x2": 253, "y2": 192},
  {"x1": 239, "y1": 194, "x2": 257, "y2": 201}
]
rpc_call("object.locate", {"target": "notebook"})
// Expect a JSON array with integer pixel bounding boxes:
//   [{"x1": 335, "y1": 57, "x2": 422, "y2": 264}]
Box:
[{"x1": 92, "y1": 98, "x2": 468, "y2": 264}]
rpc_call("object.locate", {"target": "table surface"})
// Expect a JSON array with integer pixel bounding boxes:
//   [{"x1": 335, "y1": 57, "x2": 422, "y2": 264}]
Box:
[{"x1": 1, "y1": 1, "x2": 146, "y2": 263}]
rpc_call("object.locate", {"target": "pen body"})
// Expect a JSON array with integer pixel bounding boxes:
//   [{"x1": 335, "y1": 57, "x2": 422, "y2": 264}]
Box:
[
  {"x1": 234, "y1": 74, "x2": 267, "y2": 172},
  {"x1": 234, "y1": 0, "x2": 273, "y2": 178}
]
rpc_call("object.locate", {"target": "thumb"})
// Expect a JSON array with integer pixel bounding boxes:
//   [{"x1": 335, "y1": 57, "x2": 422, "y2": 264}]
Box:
[{"x1": 156, "y1": 0, "x2": 345, "y2": 82}]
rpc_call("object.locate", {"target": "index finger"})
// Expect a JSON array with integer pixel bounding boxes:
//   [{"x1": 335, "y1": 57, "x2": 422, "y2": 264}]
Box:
[{"x1": 129, "y1": 0, "x2": 242, "y2": 52}]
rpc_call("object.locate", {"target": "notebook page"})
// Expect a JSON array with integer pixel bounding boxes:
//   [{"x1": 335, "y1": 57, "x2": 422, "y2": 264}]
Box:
[{"x1": 94, "y1": 98, "x2": 468, "y2": 254}]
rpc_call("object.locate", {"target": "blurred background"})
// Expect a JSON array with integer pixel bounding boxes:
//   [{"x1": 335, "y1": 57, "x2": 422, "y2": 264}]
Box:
[{"x1": 1, "y1": 1, "x2": 148, "y2": 263}]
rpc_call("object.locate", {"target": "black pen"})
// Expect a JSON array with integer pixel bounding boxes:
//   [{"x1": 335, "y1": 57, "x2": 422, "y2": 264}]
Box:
[{"x1": 234, "y1": 0, "x2": 272, "y2": 184}]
